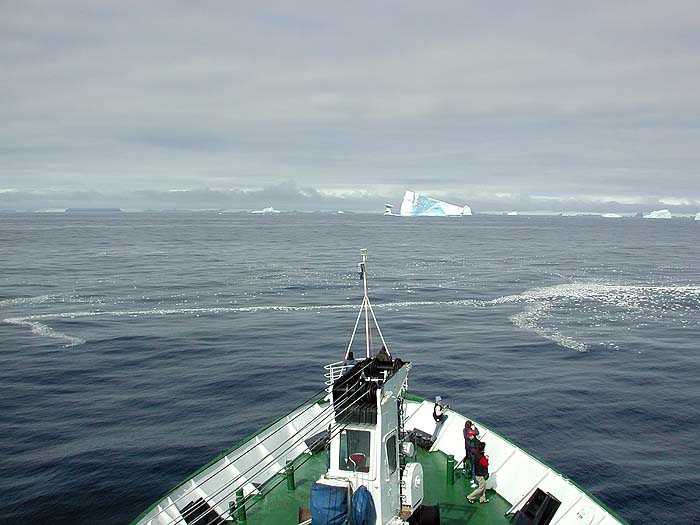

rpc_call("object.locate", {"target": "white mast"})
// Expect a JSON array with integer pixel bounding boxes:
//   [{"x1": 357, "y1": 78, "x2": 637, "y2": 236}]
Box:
[
  {"x1": 345, "y1": 248, "x2": 388, "y2": 359},
  {"x1": 324, "y1": 250, "x2": 414, "y2": 525},
  {"x1": 361, "y1": 249, "x2": 370, "y2": 358}
]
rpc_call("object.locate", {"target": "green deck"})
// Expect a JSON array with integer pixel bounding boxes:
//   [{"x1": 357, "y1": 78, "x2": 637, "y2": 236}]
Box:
[{"x1": 241, "y1": 448, "x2": 512, "y2": 525}]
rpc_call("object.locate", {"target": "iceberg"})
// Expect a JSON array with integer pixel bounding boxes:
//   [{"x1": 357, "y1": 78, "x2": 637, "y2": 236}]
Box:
[
  {"x1": 399, "y1": 190, "x2": 471, "y2": 217},
  {"x1": 643, "y1": 209, "x2": 672, "y2": 219},
  {"x1": 695, "y1": 212, "x2": 700, "y2": 221},
  {"x1": 383, "y1": 204, "x2": 395, "y2": 216},
  {"x1": 601, "y1": 213, "x2": 622, "y2": 218},
  {"x1": 507, "y1": 211, "x2": 518, "y2": 216},
  {"x1": 251, "y1": 207, "x2": 281, "y2": 214}
]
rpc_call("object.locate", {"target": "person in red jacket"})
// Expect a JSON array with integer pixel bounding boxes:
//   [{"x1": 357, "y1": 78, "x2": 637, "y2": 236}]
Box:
[
  {"x1": 463, "y1": 424, "x2": 480, "y2": 488},
  {"x1": 466, "y1": 441, "x2": 490, "y2": 504}
]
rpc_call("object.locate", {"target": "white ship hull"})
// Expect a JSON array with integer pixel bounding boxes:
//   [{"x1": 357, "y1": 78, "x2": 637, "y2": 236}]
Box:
[{"x1": 132, "y1": 395, "x2": 626, "y2": 525}]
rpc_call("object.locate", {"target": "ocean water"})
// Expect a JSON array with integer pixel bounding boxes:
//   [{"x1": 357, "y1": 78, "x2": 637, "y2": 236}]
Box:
[{"x1": 2, "y1": 213, "x2": 699, "y2": 524}]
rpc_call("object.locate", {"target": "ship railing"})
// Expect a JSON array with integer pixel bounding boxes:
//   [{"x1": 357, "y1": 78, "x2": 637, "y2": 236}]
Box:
[{"x1": 324, "y1": 360, "x2": 354, "y2": 391}]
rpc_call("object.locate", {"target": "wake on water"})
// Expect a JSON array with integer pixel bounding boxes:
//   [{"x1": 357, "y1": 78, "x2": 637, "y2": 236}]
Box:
[{"x1": 3, "y1": 282, "x2": 700, "y2": 352}]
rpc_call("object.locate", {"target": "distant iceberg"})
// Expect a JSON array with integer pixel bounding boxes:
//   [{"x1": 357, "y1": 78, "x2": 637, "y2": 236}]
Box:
[
  {"x1": 65, "y1": 208, "x2": 122, "y2": 213},
  {"x1": 695, "y1": 212, "x2": 700, "y2": 221},
  {"x1": 384, "y1": 204, "x2": 395, "y2": 216},
  {"x1": 601, "y1": 213, "x2": 622, "y2": 218},
  {"x1": 643, "y1": 209, "x2": 672, "y2": 219},
  {"x1": 251, "y1": 207, "x2": 281, "y2": 215},
  {"x1": 399, "y1": 190, "x2": 471, "y2": 217},
  {"x1": 507, "y1": 211, "x2": 518, "y2": 216}
]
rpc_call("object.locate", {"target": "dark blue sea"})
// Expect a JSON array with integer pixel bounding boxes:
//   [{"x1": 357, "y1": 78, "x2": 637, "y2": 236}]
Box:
[{"x1": 2, "y1": 213, "x2": 699, "y2": 524}]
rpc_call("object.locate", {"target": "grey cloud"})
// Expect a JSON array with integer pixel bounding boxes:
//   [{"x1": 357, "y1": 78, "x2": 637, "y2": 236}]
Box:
[{"x1": 2, "y1": 1, "x2": 700, "y2": 208}]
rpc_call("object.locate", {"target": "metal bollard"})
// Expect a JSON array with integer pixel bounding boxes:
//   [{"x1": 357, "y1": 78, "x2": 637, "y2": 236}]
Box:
[
  {"x1": 236, "y1": 488, "x2": 247, "y2": 524},
  {"x1": 446, "y1": 454, "x2": 455, "y2": 485},
  {"x1": 229, "y1": 500, "x2": 237, "y2": 523},
  {"x1": 286, "y1": 459, "x2": 296, "y2": 491}
]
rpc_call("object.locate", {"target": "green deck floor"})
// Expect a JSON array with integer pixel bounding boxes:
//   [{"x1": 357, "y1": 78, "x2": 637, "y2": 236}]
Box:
[
  {"x1": 240, "y1": 448, "x2": 512, "y2": 525},
  {"x1": 417, "y1": 449, "x2": 511, "y2": 525}
]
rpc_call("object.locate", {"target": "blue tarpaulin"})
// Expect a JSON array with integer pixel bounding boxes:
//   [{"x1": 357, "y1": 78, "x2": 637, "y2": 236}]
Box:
[
  {"x1": 310, "y1": 482, "x2": 348, "y2": 525},
  {"x1": 351, "y1": 485, "x2": 377, "y2": 525}
]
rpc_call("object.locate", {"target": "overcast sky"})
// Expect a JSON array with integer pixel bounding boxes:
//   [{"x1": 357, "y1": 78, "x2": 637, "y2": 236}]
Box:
[{"x1": 2, "y1": 1, "x2": 700, "y2": 212}]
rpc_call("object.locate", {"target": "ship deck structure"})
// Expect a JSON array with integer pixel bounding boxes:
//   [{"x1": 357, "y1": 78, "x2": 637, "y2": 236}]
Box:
[{"x1": 130, "y1": 250, "x2": 627, "y2": 525}]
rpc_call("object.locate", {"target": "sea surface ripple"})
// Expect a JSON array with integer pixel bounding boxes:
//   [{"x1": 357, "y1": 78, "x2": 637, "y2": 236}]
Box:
[{"x1": 2, "y1": 213, "x2": 700, "y2": 524}]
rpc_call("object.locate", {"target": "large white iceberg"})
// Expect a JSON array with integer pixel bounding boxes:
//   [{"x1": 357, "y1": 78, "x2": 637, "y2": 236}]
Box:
[
  {"x1": 643, "y1": 209, "x2": 672, "y2": 219},
  {"x1": 695, "y1": 212, "x2": 700, "y2": 221},
  {"x1": 399, "y1": 190, "x2": 471, "y2": 217},
  {"x1": 251, "y1": 207, "x2": 281, "y2": 214}
]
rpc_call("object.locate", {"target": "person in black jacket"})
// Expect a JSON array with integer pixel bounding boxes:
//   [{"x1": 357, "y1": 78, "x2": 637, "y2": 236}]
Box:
[
  {"x1": 463, "y1": 425, "x2": 480, "y2": 488},
  {"x1": 430, "y1": 396, "x2": 449, "y2": 441},
  {"x1": 466, "y1": 441, "x2": 489, "y2": 504},
  {"x1": 376, "y1": 345, "x2": 391, "y2": 362}
]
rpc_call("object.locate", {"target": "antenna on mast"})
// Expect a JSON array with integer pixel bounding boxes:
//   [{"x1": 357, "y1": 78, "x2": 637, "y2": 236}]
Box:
[
  {"x1": 346, "y1": 249, "x2": 389, "y2": 360},
  {"x1": 360, "y1": 249, "x2": 370, "y2": 358}
]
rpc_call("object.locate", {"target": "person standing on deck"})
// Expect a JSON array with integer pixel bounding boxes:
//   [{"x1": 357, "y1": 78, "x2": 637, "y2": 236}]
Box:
[
  {"x1": 466, "y1": 441, "x2": 490, "y2": 504},
  {"x1": 465, "y1": 419, "x2": 480, "y2": 437},
  {"x1": 376, "y1": 345, "x2": 391, "y2": 362},
  {"x1": 464, "y1": 422, "x2": 480, "y2": 488},
  {"x1": 431, "y1": 396, "x2": 449, "y2": 441}
]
